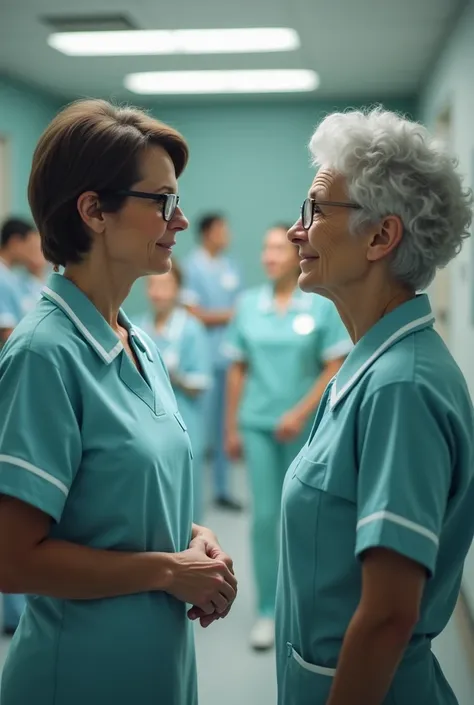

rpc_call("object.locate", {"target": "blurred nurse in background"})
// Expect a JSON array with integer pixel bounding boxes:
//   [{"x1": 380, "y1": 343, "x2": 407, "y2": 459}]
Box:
[
  {"x1": 183, "y1": 214, "x2": 243, "y2": 511},
  {"x1": 142, "y1": 262, "x2": 211, "y2": 523},
  {"x1": 224, "y1": 224, "x2": 351, "y2": 651}
]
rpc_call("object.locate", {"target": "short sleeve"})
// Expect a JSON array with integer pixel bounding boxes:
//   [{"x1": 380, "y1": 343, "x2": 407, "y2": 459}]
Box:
[
  {"x1": 320, "y1": 300, "x2": 352, "y2": 361},
  {"x1": 181, "y1": 260, "x2": 204, "y2": 307},
  {"x1": 0, "y1": 280, "x2": 20, "y2": 328},
  {"x1": 0, "y1": 349, "x2": 82, "y2": 522},
  {"x1": 221, "y1": 296, "x2": 248, "y2": 362},
  {"x1": 180, "y1": 320, "x2": 212, "y2": 390},
  {"x1": 355, "y1": 383, "x2": 451, "y2": 576}
]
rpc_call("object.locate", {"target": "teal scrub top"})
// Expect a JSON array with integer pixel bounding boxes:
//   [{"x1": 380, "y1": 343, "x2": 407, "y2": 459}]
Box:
[
  {"x1": 223, "y1": 285, "x2": 352, "y2": 430},
  {"x1": 276, "y1": 294, "x2": 474, "y2": 705},
  {"x1": 0, "y1": 259, "x2": 24, "y2": 330},
  {"x1": 182, "y1": 247, "x2": 242, "y2": 370},
  {"x1": 139, "y1": 307, "x2": 212, "y2": 457},
  {"x1": 0, "y1": 274, "x2": 197, "y2": 705}
]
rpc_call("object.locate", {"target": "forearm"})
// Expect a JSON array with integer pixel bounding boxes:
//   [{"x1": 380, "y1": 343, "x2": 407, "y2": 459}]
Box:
[
  {"x1": 291, "y1": 365, "x2": 336, "y2": 421},
  {"x1": 2, "y1": 539, "x2": 174, "y2": 600},
  {"x1": 327, "y1": 609, "x2": 413, "y2": 705},
  {"x1": 186, "y1": 305, "x2": 233, "y2": 328},
  {"x1": 225, "y1": 364, "x2": 246, "y2": 430}
]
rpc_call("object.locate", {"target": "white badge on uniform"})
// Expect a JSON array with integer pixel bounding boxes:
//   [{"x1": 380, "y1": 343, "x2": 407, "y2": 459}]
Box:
[
  {"x1": 293, "y1": 314, "x2": 316, "y2": 335},
  {"x1": 221, "y1": 272, "x2": 239, "y2": 291},
  {"x1": 162, "y1": 348, "x2": 179, "y2": 372}
]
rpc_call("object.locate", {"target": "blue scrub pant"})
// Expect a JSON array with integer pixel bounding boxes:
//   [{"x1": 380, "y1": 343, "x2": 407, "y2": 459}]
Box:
[
  {"x1": 2, "y1": 593, "x2": 25, "y2": 631},
  {"x1": 207, "y1": 368, "x2": 233, "y2": 500},
  {"x1": 242, "y1": 427, "x2": 307, "y2": 618}
]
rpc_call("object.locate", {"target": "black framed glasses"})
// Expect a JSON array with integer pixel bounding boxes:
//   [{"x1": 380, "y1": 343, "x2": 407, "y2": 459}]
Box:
[
  {"x1": 301, "y1": 198, "x2": 361, "y2": 230},
  {"x1": 109, "y1": 190, "x2": 180, "y2": 222}
]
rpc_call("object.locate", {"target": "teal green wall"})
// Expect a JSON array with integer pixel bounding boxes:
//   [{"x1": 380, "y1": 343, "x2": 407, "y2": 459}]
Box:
[
  {"x1": 0, "y1": 75, "x2": 59, "y2": 218},
  {"x1": 125, "y1": 96, "x2": 415, "y2": 318}
]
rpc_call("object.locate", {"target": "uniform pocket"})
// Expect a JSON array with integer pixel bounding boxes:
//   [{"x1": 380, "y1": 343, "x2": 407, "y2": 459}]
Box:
[
  {"x1": 293, "y1": 457, "x2": 327, "y2": 490},
  {"x1": 284, "y1": 643, "x2": 335, "y2": 705}
]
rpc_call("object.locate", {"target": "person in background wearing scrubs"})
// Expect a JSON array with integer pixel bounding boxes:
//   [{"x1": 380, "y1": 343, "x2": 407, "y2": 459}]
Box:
[
  {"x1": 224, "y1": 224, "x2": 351, "y2": 651},
  {"x1": 17, "y1": 226, "x2": 49, "y2": 315},
  {"x1": 0, "y1": 218, "x2": 45, "y2": 634},
  {"x1": 141, "y1": 261, "x2": 212, "y2": 523},
  {"x1": 276, "y1": 108, "x2": 474, "y2": 705},
  {"x1": 0, "y1": 99, "x2": 237, "y2": 705},
  {"x1": 183, "y1": 214, "x2": 243, "y2": 511},
  {"x1": 0, "y1": 218, "x2": 42, "y2": 345}
]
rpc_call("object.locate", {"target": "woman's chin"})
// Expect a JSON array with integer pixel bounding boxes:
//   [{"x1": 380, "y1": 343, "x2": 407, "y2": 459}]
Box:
[{"x1": 298, "y1": 271, "x2": 318, "y2": 293}]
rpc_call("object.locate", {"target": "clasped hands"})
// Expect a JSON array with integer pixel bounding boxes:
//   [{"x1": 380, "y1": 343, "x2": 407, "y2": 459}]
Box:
[{"x1": 175, "y1": 526, "x2": 237, "y2": 629}]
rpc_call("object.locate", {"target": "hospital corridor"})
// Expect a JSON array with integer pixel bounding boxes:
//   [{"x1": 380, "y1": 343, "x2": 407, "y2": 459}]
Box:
[{"x1": 2, "y1": 0, "x2": 474, "y2": 703}]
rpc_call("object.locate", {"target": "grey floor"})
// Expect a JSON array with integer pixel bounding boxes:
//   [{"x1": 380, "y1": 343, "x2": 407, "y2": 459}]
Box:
[{"x1": 0, "y1": 464, "x2": 473, "y2": 704}]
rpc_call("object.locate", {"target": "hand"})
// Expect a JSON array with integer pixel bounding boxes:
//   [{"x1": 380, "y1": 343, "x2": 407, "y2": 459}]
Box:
[
  {"x1": 275, "y1": 409, "x2": 306, "y2": 443},
  {"x1": 165, "y1": 542, "x2": 237, "y2": 616},
  {"x1": 187, "y1": 527, "x2": 236, "y2": 627},
  {"x1": 225, "y1": 429, "x2": 243, "y2": 460}
]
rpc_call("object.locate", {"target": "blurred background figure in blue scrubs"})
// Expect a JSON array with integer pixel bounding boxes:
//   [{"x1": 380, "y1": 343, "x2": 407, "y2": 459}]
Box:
[
  {"x1": 16, "y1": 227, "x2": 49, "y2": 315},
  {"x1": 141, "y1": 262, "x2": 212, "y2": 523},
  {"x1": 0, "y1": 217, "x2": 45, "y2": 634},
  {"x1": 0, "y1": 218, "x2": 41, "y2": 345},
  {"x1": 182, "y1": 214, "x2": 243, "y2": 512},
  {"x1": 224, "y1": 224, "x2": 351, "y2": 651}
]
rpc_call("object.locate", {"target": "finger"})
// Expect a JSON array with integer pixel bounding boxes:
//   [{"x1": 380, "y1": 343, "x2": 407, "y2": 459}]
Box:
[
  {"x1": 187, "y1": 606, "x2": 204, "y2": 620},
  {"x1": 217, "y1": 575, "x2": 237, "y2": 603},
  {"x1": 196, "y1": 601, "x2": 215, "y2": 616},
  {"x1": 211, "y1": 593, "x2": 228, "y2": 614},
  {"x1": 208, "y1": 548, "x2": 234, "y2": 573},
  {"x1": 200, "y1": 614, "x2": 219, "y2": 628}
]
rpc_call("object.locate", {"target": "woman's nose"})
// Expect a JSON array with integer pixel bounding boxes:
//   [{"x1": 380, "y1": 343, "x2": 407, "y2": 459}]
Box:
[
  {"x1": 172, "y1": 207, "x2": 189, "y2": 232},
  {"x1": 287, "y1": 219, "x2": 306, "y2": 244}
]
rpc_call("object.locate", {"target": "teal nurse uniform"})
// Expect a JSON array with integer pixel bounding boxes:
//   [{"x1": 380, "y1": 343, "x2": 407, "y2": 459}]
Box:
[
  {"x1": 182, "y1": 247, "x2": 242, "y2": 502},
  {"x1": 276, "y1": 294, "x2": 474, "y2": 705},
  {"x1": 0, "y1": 273, "x2": 197, "y2": 705},
  {"x1": 0, "y1": 259, "x2": 27, "y2": 631},
  {"x1": 224, "y1": 284, "x2": 351, "y2": 618},
  {"x1": 140, "y1": 307, "x2": 212, "y2": 523}
]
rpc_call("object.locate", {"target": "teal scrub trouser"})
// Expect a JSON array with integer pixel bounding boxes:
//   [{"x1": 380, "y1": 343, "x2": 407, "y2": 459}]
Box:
[{"x1": 241, "y1": 427, "x2": 307, "y2": 618}]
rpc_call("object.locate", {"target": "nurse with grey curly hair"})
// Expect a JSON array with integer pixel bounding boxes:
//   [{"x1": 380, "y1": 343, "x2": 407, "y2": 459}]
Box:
[{"x1": 275, "y1": 108, "x2": 474, "y2": 705}]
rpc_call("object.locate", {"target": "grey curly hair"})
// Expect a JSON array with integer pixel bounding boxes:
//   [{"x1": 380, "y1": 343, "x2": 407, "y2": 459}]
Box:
[{"x1": 309, "y1": 108, "x2": 473, "y2": 291}]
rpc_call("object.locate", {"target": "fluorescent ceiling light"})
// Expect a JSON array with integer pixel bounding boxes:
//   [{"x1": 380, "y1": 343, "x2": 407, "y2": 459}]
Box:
[
  {"x1": 124, "y1": 69, "x2": 319, "y2": 95},
  {"x1": 48, "y1": 28, "x2": 300, "y2": 56}
]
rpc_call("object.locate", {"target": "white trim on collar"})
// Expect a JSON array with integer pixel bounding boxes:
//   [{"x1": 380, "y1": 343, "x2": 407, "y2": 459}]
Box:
[
  {"x1": 43, "y1": 286, "x2": 123, "y2": 365},
  {"x1": 131, "y1": 327, "x2": 154, "y2": 361},
  {"x1": 329, "y1": 312, "x2": 435, "y2": 410}
]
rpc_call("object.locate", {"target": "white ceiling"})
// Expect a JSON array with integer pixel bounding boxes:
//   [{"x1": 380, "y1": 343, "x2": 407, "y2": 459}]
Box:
[{"x1": 0, "y1": 0, "x2": 467, "y2": 102}]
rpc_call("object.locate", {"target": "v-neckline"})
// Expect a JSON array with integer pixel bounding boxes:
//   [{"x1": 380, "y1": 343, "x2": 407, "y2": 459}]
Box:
[{"x1": 118, "y1": 337, "x2": 158, "y2": 415}]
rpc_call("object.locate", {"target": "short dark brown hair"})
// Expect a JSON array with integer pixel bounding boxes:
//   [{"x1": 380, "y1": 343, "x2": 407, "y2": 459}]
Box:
[
  {"x1": 28, "y1": 99, "x2": 189, "y2": 267},
  {"x1": 197, "y1": 213, "x2": 226, "y2": 239}
]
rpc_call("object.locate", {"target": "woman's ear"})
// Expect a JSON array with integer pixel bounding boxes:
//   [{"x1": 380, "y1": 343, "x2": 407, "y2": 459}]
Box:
[
  {"x1": 367, "y1": 215, "x2": 403, "y2": 262},
  {"x1": 76, "y1": 192, "x2": 106, "y2": 234}
]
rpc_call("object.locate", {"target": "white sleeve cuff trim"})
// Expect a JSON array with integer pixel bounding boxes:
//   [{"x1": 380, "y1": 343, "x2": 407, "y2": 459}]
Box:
[
  {"x1": 221, "y1": 343, "x2": 246, "y2": 361},
  {"x1": 357, "y1": 510, "x2": 438, "y2": 546},
  {"x1": 322, "y1": 339, "x2": 353, "y2": 361},
  {"x1": 0, "y1": 455, "x2": 69, "y2": 497},
  {"x1": 0, "y1": 313, "x2": 17, "y2": 328},
  {"x1": 181, "y1": 373, "x2": 211, "y2": 389},
  {"x1": 180, "y1": 290, "x2": 200, "y2": 306}
]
